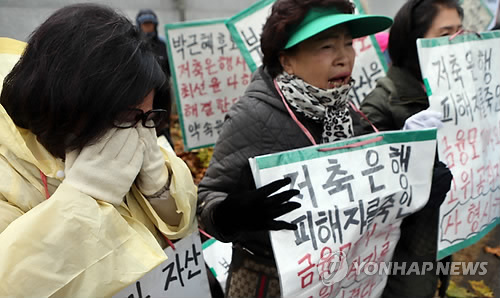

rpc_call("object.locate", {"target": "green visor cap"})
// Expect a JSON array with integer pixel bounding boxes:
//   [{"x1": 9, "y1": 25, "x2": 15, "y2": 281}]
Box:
[{"x1": 284, "y1": 8, "x2": 393, "y2": 49}]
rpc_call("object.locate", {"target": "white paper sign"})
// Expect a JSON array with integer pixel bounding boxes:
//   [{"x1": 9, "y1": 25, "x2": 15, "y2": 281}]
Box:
[
  {"x1": 165, "y1": 20, "x2": 253, "y2": 150},
  {"x1": 202, "y1": 238, "x2": 233, "y2": 292},
  {"x1": 417, "y1": 31, "x2": 500, "y2": 259},
  {"x1": 112, "y1": 231, "x2": 211, "y2": 298},
  {"x1": 250, "y1": 130, "x2": 437, "y2": 298}
]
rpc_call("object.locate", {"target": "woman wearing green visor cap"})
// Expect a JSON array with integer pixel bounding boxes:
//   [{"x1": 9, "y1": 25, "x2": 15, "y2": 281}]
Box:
[{"x1": 197, "y1": 0, "x2": 392, "y2": 296}]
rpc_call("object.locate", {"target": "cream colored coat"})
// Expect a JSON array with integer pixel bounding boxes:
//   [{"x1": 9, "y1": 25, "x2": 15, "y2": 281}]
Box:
[{"x1": 0, "y1": 37, "x2": 197, "y2": 297}]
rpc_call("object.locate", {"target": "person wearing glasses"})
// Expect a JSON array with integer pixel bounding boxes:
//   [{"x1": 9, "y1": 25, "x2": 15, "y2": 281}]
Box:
[
  {"x1": 197, "y1": 0, "x2": 393, "y2": 296},
  {"x1": 0, "y1": 4, "x2": 196, "y2": 297},
  {"x1": 358, "y1": 0, "x2": 462, "y2": 297}
]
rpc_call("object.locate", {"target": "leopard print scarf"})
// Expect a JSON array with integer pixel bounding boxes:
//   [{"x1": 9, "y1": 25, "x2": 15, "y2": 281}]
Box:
[{"x1": 276, "y1": 72, "x2": 355, "y2": 143}]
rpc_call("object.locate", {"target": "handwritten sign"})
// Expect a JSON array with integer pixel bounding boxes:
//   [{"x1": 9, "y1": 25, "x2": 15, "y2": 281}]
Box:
[
  {"x1": 349, "y1": 0, "x2": 389, "y2": 108},
  {"x1": 225, "y1": 0, "x2": 274, "y2": 72},
  {"x1": 165, "y1": 20, "x2": 252, "y2": 150},
  {"x1": 249, "y1": 130, "x2": 437, "y2": 298},
  {"x1": 202, "y1": 238, "x2": 233, "y2": 292},
  {"x1": 461, "y1": 0, "x2": 494, "y2": 33},
  {"x1": 112, "y1": 231, "x2": 210, "y2": 298},
  {"x1": 417, "y1": 31, "x2": 500, "y2": 260}
]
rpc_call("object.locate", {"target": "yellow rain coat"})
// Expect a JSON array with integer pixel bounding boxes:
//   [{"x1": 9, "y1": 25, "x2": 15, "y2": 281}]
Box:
[{"x1": 0, "y1": 37, "x2": 197, "y2": 297}]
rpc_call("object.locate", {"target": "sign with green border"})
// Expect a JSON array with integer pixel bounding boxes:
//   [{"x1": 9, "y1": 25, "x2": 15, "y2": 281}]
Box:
[
  {"x1": 417, "y1": 31, "x2": 500, "y2": 260},
  {"x1": 165, "y1": 19, "x2": 252, "y2": 150}
]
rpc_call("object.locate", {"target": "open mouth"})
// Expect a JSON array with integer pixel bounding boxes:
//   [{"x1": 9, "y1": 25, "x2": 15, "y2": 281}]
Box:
[{"x1": 328, "y1": 74, "x2": 351, "y2": 89}]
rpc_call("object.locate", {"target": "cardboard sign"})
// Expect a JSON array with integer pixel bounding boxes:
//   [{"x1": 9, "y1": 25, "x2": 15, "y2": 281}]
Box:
[
  {"x1": 165, "y1": 20, "x2": 252, "y2": 150},
  {"x1": 225, "y1": 0, "x2": 388, "y2": 108},
  {"x1": 417, "y1": 31, "x2": 500, "y2": 259},
  {"x1": 202, "y1": 238, "x2": 233, "y2": 292},
  {"x1": 112, "y1": 231, "x2": 210, "y2": 298},
  {"x1": 250, "y1": 130, "x2": 437, "y2": 297}
]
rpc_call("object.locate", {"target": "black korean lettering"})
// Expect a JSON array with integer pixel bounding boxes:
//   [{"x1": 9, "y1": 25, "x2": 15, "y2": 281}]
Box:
[
  {"x1": 216, "y1": 32, "x2": 227, "y2": 55},
  {"x1": 185, "y1": 244, "x2": 202, "y2": 279},
  {"x1": 240, "y1": 27, "x2": 261, "y2": 57},
  {"x1": 201, "y1": 33, "x2": 214, "y2": 55},
  {"x1": 389, "y1": 145, "x2": 411, "y2": 173},
  {"x1": 292, "y1": 211, "x2": 318, "y2": 250},
  {"x1": 187, "y1": 34, "x2": 201, "y2": 56},
  {"x1": 365, "y1": 197, "x2": 380, "y2": 225},
  {"x1": 171, "y1": 34, "x2": 187, "y2": 60},
  {"x1": 465, "y1": 50, "x2": 478, "y2": 82},
  {"x1": 127, "y1": 281, "x2": 151, "y2": 298},
  {"x1": 376, "y1": 194, "x2": 395, "y2": 223},
  {"x1": 322, "y1": 159, "x2": 355, "y2": 202},
  {"x1": 203, "y1": 122, "x2": 213, "y2": 137},
  {"x1": 361, "y1": 149, "x2": 385, "y2": 193},
  {"x1": 343, "y1": 200, "x2": 366, "y2": 234},
  {"x1": 189, "y1": 122, "x2": 201, "y2": 141},
  {"x1": 214, "y1": 120, "x2": 223, "y2": 135},
  {"x1": 162, "y1": 254, "x2": 185, "y2": 290},
  {"x1": 449, "y1": 54, "x2": 464, "y2": 88},
  {"x1": 432, "y1": 56, "x2": 451, "y2": 90},
  {"x1": 285, "y1": 166, "x2": 318, "y2": 208},
  {"x1": 218, "y1": 257, "x2": 230, "y2": 275}
]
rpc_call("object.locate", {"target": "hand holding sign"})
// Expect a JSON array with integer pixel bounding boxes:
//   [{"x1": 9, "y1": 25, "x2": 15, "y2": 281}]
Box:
[
  {"x1": 213, "y1": 177, "x2": 301, "y2": 235},
  {"x1": 428, "y1": 161, "x2": 453, "y2": 209},
  {"x1": 403, "y1": 110, "x2": 444, "y2": 131}
]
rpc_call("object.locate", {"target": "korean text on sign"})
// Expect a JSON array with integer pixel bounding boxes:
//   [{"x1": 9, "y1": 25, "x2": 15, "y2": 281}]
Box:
[
  {"x1": 249, "y1": 130, "x2": 437, "y2": 298},
  {"x1": 166, "y1": 20, "x2": 252, "y2": 150},
  {"x1": 417, "y1": 31, "x2": 500, "y2": 259}
]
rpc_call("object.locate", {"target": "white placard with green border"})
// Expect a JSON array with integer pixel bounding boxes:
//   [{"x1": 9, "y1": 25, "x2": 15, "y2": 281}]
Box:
[
  {"x1": 165, "y1": 20, "x2": 253, "y2": 150},
  {"x1": 249, "y1": 130, "x2": 437, "y2": 298},
  {"x1": 225, "y1": 0, "x2": 388, "y2": 108},
  {"x1": 112, "y1": 231, "x2": 210, "y2": 298},
  {"x1": 461, "y1": 0, "x2": 495, "y2": 32},
  {"x1": 225, "y1": 0, "x2": 274, "y2": 72},
  {"x1": 417, "y1": 31, "x2": 500, "y2": 260},
  {"x1": 202, "y1": 238, "x2": 233, "y2": 292}
]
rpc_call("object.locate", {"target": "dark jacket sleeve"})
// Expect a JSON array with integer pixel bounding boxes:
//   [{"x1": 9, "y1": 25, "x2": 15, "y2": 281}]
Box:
[
  {"x1": 359, "y1": 78, "x2": 399, "y2": 134},
  {"x1": 197, "y1": 97, "x2": 270, "y2": 242}
]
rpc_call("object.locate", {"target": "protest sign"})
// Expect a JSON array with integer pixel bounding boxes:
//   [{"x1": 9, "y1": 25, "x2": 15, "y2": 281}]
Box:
[
  {"x1": 249, "y1": 130, "x2": 437, "y2": 298},
  {"x1": 349, "y1": 0, "x2": 389, "y2": 107},
  {"x1": 225, "y1": 0, "x2": 274, "y2": 72},
  {"x1": 461, "y1": 0, "x2": 494, "y2": 33},
  {"x1": 165, "y1": 20, "x2": 252, "y2": 150},
  {"x1": 225, "y1": 0, "x2": 388, "y2": 108},
  {"x1": 417, "y1": 31, "x2": 500, "y2": 260},
  {"x1": 202, "y1": 238, "x2": 233, "y2": 292},
  {"x1": 112, "y1": 231, "x2": 210, "y2": 298}
]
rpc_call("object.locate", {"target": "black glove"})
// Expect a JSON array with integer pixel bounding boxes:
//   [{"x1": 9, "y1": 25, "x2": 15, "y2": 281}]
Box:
[
  {"x1": 213, "y1": 177, "x2": 301, "y2": 236},
  {"x1": 428, "y1": 161, "x2": 453, "y2": 208}
]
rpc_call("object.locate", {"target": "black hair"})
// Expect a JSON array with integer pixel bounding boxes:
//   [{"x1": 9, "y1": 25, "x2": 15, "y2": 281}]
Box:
[
  {"x1": 261, "y1": 0, "x2": 354, "y2": 78},
  {"x1": 388, "y1": 0, "x2": 463, "y2": 81},
  {"x1": 0, "y1": 3, "x2": 166, "y2": 158}
]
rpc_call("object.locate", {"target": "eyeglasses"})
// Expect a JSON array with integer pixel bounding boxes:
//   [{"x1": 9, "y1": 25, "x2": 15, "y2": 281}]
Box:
[{"x1": 113, "y1": 108, "x2": 167, "y2": 128}]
